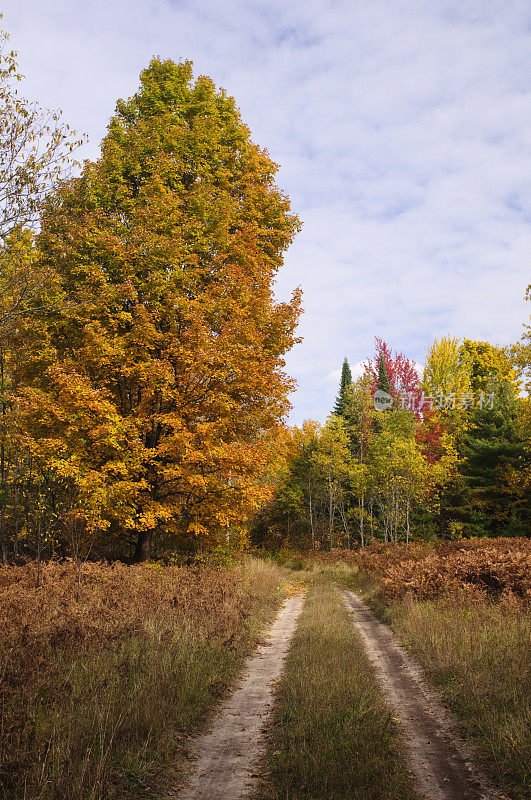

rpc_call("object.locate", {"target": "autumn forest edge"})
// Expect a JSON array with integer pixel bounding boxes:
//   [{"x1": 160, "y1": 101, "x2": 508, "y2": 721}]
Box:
[{"x1": 1, "y1": 44, "x2": 530, "y2": 568}]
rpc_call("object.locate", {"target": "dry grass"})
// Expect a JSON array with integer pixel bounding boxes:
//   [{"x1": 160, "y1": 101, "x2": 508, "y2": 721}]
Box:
[
  {"x1": 391, "y1": 597, "x2": 531, "y2": 800},
  {"x1": 0, "y1": 559, "x2": 252, "y2": 646},
  {"x1": 358, "y1": 538, "x2": 531, "y2": 607},
  {"x1": 0, "y1": 557, "x2": 285, "y2": 800}
]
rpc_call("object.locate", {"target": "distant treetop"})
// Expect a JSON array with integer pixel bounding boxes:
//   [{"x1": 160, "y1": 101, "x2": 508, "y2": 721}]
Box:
[{"x1": 334, "y1": 357, "x2": 353, "y2": 417}]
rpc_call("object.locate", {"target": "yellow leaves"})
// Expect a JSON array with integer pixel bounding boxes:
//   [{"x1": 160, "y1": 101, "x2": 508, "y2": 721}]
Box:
[
  {"x1": 187, "y1": 520, "x2": 209, "y2": 537},
  {"x1": 3, "y1": 53, "x2": 302, "y2": 559},
  {"x1": 423, "y1": 336, "x2": 471, "y2": 398},
  {"x1": 512, "y1": 291, "x2": 531, "y2": 394},
  {"x1": 283, "y1": 580, "x2": 307, "y2": 598},
  {"x1": 460, "y1": 339, "x2": 519, "y2": 393}
]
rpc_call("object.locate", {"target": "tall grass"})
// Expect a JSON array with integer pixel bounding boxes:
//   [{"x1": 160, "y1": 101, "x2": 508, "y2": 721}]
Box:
[
  {"x1": 0, "y1": 557, "x2": 284, "y2": 800},
  {"x1": 390, "y1": 597, "x2": 531, "y2": 800},
  {"x1": 256, "y1": 581, "x2": 417, "y2": 800}
]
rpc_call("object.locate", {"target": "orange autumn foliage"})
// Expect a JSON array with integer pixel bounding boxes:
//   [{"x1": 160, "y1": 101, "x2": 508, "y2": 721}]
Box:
[{"x1": 12, "y1": 59, "x2": 301, "y2": 558}]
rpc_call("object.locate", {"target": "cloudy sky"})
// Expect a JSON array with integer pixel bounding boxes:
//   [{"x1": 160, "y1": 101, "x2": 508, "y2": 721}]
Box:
[{"x1": 3, "y1": 1, "x2": 530, "y2": 422}]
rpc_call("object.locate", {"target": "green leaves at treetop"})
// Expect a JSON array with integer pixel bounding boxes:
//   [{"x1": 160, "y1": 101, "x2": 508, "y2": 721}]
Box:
[{"x1": 460, "y1": 382, "x2": 530, "y2": 534}]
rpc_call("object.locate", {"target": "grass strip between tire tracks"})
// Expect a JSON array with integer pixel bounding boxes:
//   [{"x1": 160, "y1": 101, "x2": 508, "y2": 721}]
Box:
[{"x1": 255, "y1": 579, "x2": 418, "y2": 800}]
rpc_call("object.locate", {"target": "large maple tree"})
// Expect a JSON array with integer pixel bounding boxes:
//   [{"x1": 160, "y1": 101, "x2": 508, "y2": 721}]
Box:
[{"x1": 17, "y1": 58, "x2": 301, "y2": 559}]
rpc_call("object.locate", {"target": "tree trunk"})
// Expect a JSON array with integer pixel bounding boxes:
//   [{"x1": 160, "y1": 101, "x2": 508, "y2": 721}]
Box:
[
  {"x1": 35, "y1": 518, "x2": 42, "y2": 588},
  {"x1": 338, "y1": 500, "x2": 349, "y2": 549},
  {"x1": 133, "y1": 529, "x2": 152, "y2": 562},
  {"x1": 308, "y1": 482, "x2": 315, "y2": 550},
  {"x1": 328, "y1": 471, "x2": 333, "y2": 551},
  {"x1": 0, "y1": 347, "x2": 7, "y2": 564},
  {"x1": 392, "y1": 493, "x2": 399, "y2": 543},
  {"x1": 0, "y1": 508, "x2": 6, "y2": 565}
]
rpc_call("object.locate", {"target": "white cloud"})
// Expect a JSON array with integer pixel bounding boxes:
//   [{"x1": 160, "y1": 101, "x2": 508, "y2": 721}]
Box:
[{"x1": 2, "y1": 0, "x2": 530, "y2": 424}]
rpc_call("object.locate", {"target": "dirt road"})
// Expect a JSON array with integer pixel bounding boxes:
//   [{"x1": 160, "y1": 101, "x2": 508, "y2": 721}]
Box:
[
  {"x1": 343, "y1": 590, "x2": 500, "y2": 800},
  {"x1": 168, "y1": 593, "x2": 305, "y2": 800}
]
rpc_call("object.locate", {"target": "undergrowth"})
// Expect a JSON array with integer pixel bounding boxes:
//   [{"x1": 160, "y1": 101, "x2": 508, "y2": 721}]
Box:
[{"x1": 0, "y1": 557, "x2": 284, "y2": 800}]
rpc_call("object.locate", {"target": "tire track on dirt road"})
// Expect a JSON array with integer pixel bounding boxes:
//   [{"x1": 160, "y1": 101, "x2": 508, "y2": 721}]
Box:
[
  {"x1": 165, "y1": 592, "x2": 305, "y2": 800},
  {"x1": 344, "y1": 590, "x2": 502, "y2": 800}
]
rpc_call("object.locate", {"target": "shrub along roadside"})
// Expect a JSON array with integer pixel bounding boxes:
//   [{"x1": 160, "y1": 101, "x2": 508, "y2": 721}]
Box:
[
  {"x1": 0, "y1": 557, "x2": 285, "y2": 800},
  {"x1": 255, "y1": 580, "x2": 418, "y2": 800}
]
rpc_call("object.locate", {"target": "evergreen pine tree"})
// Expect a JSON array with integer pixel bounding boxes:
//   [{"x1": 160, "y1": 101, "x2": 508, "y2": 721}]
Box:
[
  {"x1": 334, "y1": 357, "x2": 353, "y2": 416},
  {"x1": 460, "y1": 384, "x2": 530, "y2": 535},
  {"x1": 376, "y1": 352, "x2": 392, "y2": 395}
]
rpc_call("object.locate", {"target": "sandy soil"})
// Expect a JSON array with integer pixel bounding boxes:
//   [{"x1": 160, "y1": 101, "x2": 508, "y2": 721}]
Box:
[
  {"x1": 167, "y1": 593, "x2": 305, "y2": 800},
  {"x1": 343, "y1": 590, "x2": 502, "y2": 800}
]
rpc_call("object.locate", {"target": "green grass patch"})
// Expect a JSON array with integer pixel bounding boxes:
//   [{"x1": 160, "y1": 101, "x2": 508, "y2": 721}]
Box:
[
  {"x1": 256, "y1": 581, "x2": 418, "y2": 800},
  {"x1": 305, "y1": 558, "x2": 390, "y2": 621}
]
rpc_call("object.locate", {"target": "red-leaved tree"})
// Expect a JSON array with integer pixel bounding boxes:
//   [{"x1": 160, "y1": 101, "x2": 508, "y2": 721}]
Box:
[
  {"x1": 364, "y1": 338, "x2": 422, "y2": 410},
  {"x1": 364, "y1": 338, "x2": 447, "y2": 461}
]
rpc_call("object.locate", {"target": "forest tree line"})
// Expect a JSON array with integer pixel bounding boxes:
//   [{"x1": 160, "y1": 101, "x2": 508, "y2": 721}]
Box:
[
  {"x1": 0, "y1": 23, "x2": 529, "y2": 566},
  {"x1": 252, "y1": 333, "x2": 531, "y2": 549}
]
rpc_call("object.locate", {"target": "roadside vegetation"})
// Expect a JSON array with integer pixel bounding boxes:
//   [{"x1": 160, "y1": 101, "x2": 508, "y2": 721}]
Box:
[
  {"x1": 291, "y1": 541, "x2": 530, "y2": 800},
  {"x1": 310, "y1": 537, "x2": 531, "y2": 608},
  {"x1": 0, "y1": 557, "x2": 285, "y2": 800},
  {"x1": 391, "y1": 597, "x2": 530, "y2": 800},
  {"x1": 256, "y1": 579, "x2": 418, "y2": 800}
]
